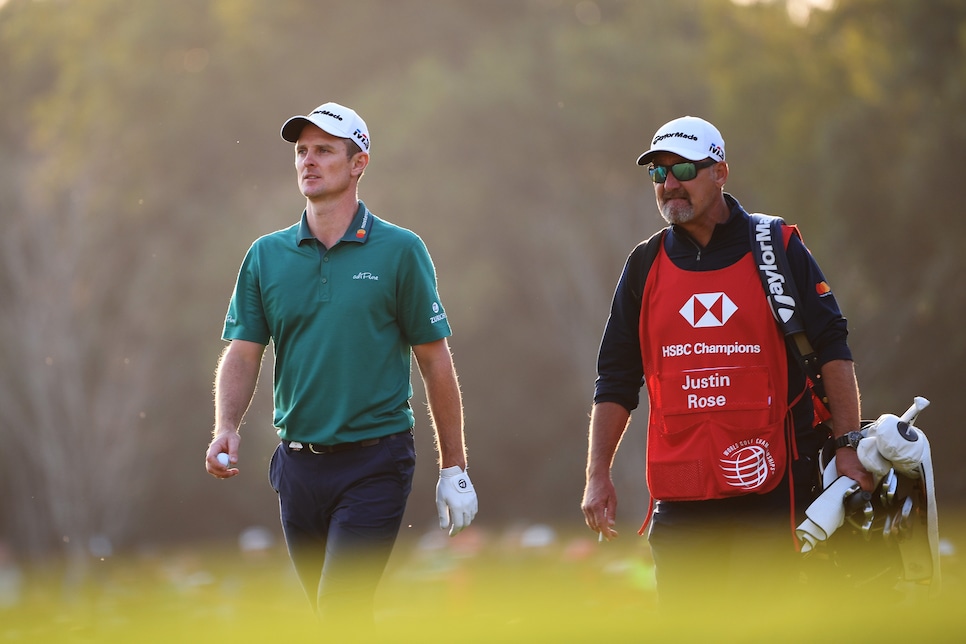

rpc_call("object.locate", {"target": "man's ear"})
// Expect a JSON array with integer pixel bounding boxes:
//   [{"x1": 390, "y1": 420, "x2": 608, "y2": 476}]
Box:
[
  {"x1": 351, "y1": 152, "x2": 369, "y2": 177},
  {"x1": 713, "y1": 161, "x2": 729, "y2": 188}
]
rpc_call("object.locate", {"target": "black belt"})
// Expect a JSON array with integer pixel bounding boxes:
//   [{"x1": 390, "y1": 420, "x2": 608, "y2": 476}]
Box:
[{"x1": 284, "y1": 430, "x2": 408, "y2": 454}]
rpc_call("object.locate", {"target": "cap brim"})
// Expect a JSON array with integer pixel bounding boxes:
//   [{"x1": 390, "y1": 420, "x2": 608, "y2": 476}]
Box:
[
  {"x1": 280, "y1": 116, "x2": 313, "y2": 143},
  {"x1": 636, "y1": 146, "x2": 709, "y2": 166}
]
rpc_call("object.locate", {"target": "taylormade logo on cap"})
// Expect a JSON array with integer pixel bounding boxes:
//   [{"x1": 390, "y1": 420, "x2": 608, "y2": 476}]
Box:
[
  {"x1": 280, "y1": 102, "x2": 371, "y2": 153},
  {"x1": 654, "y1": 132, "x2": 697, "y2": 143},
  {"x1": 636, "y1": 116, "x2": 725, "y2": 166}
]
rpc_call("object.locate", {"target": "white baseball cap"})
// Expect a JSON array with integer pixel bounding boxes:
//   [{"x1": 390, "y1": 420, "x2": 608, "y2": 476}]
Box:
[
  {"x1": 636, "y1": 116, "x2": 725, "y2": 166},
  {"x1": 280, "y1": 102, "x2": 371, "y2": 154}
]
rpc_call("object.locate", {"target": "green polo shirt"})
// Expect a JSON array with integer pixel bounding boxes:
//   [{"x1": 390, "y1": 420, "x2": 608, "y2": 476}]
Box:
[{"x1": 223, "y1": 201, "x2": 452, "y2": 444}]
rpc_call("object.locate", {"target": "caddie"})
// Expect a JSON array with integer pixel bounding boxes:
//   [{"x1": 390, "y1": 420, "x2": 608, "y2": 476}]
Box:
[{"x1": 581, "y1": 115, "x2": 872, "y2": 610}]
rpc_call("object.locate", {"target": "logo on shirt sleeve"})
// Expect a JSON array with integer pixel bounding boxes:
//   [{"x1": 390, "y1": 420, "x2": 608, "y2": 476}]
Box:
[{"x1": 429, "y1": 301, "x2": 448, "y2": 324}]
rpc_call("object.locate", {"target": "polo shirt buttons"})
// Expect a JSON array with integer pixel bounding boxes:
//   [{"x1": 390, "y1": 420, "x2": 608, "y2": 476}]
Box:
[{"x1": 319, "y1": 250, "x2": 331, "y2": 301}]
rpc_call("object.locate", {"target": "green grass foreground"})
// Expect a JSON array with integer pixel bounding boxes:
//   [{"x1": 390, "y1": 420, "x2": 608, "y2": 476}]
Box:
[{"x1": 2, "y1": 525, "x2": 964, "y2": 642}]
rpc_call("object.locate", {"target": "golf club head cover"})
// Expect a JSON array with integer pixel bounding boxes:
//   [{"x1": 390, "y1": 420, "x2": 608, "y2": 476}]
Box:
[
  {"x1": 864, "y1": 414, "x2": 926, "y2": 478},
  {"x1": 436, "y1": 466, "x2": 478, "y2": 536}
]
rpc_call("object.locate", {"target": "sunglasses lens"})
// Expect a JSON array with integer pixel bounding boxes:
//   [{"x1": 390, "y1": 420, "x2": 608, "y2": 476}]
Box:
[
  {"x1": 649, "y1": 166, "x2": 668, "y2": 183},
  {"x1": 671, "y1": 162, "x2": 697, "y2": 181},
  {"x1": 650, "y1": 160, "x2": 713, "y2": 183}
]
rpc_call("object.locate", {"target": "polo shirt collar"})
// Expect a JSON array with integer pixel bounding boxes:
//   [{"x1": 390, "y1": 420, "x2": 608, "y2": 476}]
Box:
[
  {"x1": 296, "y1": 201, "x2": 374, "y2": 246},
  {"x1": 345, "y1": 200, "x2": 373, "y2": 243}
]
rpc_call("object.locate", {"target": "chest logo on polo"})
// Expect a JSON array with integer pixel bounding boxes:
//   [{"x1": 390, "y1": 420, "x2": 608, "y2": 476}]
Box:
[
  {"x1": 352, "y1": 271, "x2": 379, "y2": 280},
  {"x1": 679, "y1": 292, "x2": 737, "y2": 328}
]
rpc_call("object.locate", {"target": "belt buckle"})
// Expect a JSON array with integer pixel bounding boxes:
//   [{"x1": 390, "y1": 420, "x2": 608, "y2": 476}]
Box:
[{"x1": 289, "y1": 441, "x2": 304, "y2": 452}]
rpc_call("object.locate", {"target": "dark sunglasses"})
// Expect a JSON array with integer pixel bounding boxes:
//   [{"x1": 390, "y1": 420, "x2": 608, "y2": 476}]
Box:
[{"x1": 648, "y1": 159, "x2": 717, "y2": 183}]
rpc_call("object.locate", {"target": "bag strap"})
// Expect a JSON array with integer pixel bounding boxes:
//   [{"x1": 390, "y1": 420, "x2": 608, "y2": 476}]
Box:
[
  {"x1": 748, "y1": 213, "x2": 831, "y2": 416},
  {"x1": 636, "y1": 227, "x2": 666, "y2": 290}
]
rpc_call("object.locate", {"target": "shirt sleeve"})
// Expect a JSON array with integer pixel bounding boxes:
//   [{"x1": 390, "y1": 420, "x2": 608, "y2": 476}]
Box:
[
  {"x1": 396, "y1": 235, "x2": 452, "y2": 346},
  {"x1": 786, "y1": 234, "x2": 852, "y2": 366},
  {"x1": 222, "y1": 242, "x2": 271, "y2": 345},
  {"x1": 594, "y1": 242, "x2": 651, "y2": 411}
]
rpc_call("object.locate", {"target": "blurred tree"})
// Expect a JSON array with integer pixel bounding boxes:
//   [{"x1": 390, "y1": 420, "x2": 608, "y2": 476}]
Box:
[
  {"x1": 808, "y1": 0, "x2": 966, "y2": 496},
  {"x1": 0, "y1": 0, "x2": 169, "y2": 576}
]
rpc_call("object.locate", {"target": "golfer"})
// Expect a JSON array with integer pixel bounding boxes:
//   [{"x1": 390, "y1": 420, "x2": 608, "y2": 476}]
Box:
[{"x1": 205, "y1": 101, "x2": 478, "y2": 623}]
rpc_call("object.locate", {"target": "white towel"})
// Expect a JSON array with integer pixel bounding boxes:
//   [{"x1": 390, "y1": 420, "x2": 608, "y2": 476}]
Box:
[{"x1": 796, "y1": 475, "x2": 857, "y2": 554}]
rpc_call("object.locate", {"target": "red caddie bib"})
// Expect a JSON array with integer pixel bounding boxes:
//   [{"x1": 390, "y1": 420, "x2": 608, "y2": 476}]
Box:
[{"x1": 640, "y1": 247, "x2": 791, "y2": 501}]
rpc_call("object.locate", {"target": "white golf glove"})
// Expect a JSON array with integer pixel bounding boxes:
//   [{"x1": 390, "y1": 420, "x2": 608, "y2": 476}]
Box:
[{"x1": 435, "y1": 466, "x2": 478, "y2": 536}]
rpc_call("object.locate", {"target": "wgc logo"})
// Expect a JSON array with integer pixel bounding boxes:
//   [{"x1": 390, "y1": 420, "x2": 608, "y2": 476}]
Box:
[{"x1": 719, "y1": 440, "x2": 775, "y2": 490}]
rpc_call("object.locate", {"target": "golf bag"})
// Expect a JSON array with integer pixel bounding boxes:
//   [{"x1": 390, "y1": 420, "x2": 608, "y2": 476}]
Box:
[{"x1": 796, "y1": 398, "x2": 940, "y2": 596}]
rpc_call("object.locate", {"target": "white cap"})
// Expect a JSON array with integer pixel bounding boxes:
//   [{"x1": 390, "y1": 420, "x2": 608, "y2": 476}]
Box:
[
  {"x1": 636, "y1": 116, "x2": 725, "y2": 166},
  {"x1": 280, "y1": 102, "x2": 370, "y2": 154}
]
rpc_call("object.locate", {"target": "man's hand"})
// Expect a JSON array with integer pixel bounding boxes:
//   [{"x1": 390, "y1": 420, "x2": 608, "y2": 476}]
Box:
[
  {"x1": 835, "y1": 444, "x2": 874, "y2": 491},
  {"x1": 581, "y1": 476, "x2": 618, "y2": 541},
  {"x1": 436, "y1": 466, "x2": 478, "y2": 536},
  {"x1": 206, "y1": 431, "x2": 240, "y2": 479}
]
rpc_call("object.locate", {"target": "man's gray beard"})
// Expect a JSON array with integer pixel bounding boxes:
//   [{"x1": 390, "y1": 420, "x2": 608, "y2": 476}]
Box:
[{"x1": 660, "y1": 201, "x2": 695, "y2": 225}]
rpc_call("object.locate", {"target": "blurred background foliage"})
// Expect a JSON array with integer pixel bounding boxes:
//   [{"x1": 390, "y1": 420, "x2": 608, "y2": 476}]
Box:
[{"x1": 1, "y1": 0, "x2": 964, "y2": 579}]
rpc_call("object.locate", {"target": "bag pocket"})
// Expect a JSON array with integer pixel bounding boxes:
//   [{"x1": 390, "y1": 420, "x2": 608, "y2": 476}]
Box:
[{"x1": 648, "y1": 417, "x2": 787, "y2": 501}]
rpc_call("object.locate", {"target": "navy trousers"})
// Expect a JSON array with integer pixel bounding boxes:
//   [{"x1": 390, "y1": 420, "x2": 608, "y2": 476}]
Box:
[{"x1": 268, "y1": 430, "x2": 416, "y2": 621}]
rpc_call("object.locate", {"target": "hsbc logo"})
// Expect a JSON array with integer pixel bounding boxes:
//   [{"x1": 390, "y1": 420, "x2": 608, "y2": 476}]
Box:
[{"x1": 679, "y1": 292, "x2": 737, "y2": 328}]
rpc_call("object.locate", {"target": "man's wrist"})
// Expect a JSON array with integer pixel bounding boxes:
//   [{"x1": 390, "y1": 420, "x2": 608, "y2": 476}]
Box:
[{"x1": 833, "y1": 430, "x2": 863, "y2": 450}]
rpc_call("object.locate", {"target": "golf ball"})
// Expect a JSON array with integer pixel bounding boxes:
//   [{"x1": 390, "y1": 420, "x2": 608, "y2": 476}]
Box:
[{"x1": 217, "y1": 452, "x2": 230, "y2": 468}]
